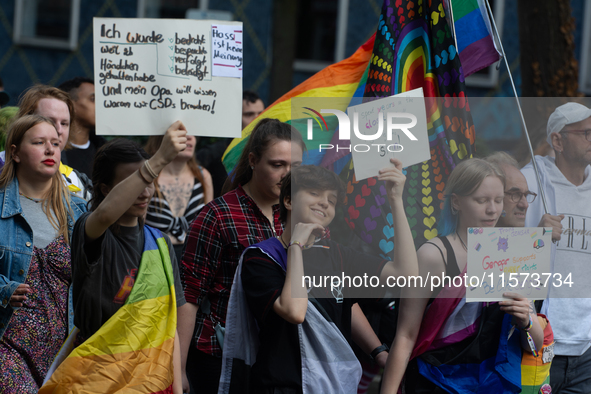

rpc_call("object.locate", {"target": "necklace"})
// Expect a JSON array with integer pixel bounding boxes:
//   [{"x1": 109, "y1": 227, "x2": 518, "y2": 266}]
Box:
[
  {"x1": 456, "y1": 230, "x2": 467, "y2": 251},
  {"x1": 278, "y1": 234, "x2": 288, "y2": 249},
  {"x1": 19, "y1": 192, "x2": 44, "y2": 204}
]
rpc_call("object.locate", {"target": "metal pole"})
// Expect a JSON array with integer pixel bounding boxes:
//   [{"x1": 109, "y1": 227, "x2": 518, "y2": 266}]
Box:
[
  {"x1": 484, "y1": 0, "x2": 549, "y2": 214},
  {"x1": 447, "y1": 0, "x2": 459, "y2": 52}
]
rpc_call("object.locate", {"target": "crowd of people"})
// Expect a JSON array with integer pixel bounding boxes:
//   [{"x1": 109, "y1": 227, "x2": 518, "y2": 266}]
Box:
[{"x1": 0, "y1": 76, "x2": 589, "y2": 394}]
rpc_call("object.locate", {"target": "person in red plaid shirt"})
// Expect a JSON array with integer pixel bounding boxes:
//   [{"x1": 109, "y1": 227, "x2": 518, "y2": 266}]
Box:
[{"x1": 178, "y1": 119, "x2": 305, "y2": 394}]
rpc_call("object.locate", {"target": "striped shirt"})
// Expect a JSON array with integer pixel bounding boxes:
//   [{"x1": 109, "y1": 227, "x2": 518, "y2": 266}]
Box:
[{"x1": 146, "y1": 178, "x2": 205, "y2": 243}]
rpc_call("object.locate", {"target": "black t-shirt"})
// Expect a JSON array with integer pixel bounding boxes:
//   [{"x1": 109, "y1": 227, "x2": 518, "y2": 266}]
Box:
[
  {"x1": 241, "y1": 239, "x2": 387, "y2": 390},
  {"x1": 72, "y1": 212, "x2": 186, "y2": 340},
  {"x1": 62, "y1": 134, "x2": 106, "y2": 178},
  {"x1": 62, "y1": 143, "x2": 97, "y2": 179}
]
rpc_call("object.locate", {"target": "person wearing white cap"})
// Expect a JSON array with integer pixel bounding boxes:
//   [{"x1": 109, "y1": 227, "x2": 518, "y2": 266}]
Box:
[{"x1": 521, "y1": 102, "x2": 591, "y2": 393}]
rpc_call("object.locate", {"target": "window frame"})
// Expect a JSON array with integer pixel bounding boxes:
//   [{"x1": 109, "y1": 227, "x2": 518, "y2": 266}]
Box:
[
  {"x1": 13, "y1": 0, "x2": 81, "y2": 51},
  {"x1": 293, "y1": 0, "x2": 349, "y2": 73}
]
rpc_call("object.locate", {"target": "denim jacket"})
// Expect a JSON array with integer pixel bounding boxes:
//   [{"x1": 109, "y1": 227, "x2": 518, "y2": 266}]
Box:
[{"x1": 0, "y1": 177, "x2": 87, "y2": 338}]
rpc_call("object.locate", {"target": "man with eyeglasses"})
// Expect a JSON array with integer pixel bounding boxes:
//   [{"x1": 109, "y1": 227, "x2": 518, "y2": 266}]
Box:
[
  {"x1": 485, "y1": 152, "x2": 563, "y2": 235},
  {"x1": 521, "y1": 102, "x2": 591, "y2": 394}
]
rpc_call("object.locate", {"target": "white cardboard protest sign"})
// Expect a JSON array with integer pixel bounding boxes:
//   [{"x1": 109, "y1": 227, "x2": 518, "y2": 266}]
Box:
[
  {"x1": 466, "y1": 227, "x2": 552, "y2": 302},
  {"x1": 347, "y1": 88, "x2": 430, "y2": 180},
  {"x1": 93, "y1": 18, "x2": 242, "y2": 137}
]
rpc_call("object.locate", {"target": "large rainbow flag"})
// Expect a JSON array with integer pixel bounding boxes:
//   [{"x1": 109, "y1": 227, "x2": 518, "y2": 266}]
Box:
[
  {"x1": 341, "y1": 0, "x2": 477, "y2": 252},
  {"x1": 223, "y1": 0, "x2": 490, "y2": 251},
  {"x1": 40, "y1": 226, "x2": 177, "y2": 394}
]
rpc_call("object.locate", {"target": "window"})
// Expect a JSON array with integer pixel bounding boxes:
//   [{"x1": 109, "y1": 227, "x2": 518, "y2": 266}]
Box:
[
  {"x1": 138, "y1": 0, "x2": 199, "y2": 19},
  {"x1": 293, "y1": 0, "x2": 349, "y2": 72},
  {"x1": 13, "y1": 0, "x2": 81, "y2": 50},
  {"x1": 137, "y1": 0, "x2": 232, "y2": 21}
]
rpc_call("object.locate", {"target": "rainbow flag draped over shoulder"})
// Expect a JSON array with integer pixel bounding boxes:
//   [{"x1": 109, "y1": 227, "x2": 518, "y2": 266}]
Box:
[
  {"x1": 447, "y1": 0, "x2": 500, "y2": 76},
  {"x1": 222, "y1": 34, "x2": 375, "y2": 171},
  {"x1": 40, "y1": 226, "x2": 177, "y2": 394}
]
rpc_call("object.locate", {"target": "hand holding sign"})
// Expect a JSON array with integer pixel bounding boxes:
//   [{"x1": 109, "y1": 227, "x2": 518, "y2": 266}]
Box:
[
  {"x1": 377, "y1": 158, "x2": 406, "y2": 202},
  {"x1": 155, "y1": 120, "x2": 188, "y2": 164}
]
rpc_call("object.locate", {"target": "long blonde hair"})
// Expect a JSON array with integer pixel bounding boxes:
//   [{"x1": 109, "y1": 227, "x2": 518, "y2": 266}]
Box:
[{"x1": 0, "y1": 115, "x2": 74, "y2": 243}]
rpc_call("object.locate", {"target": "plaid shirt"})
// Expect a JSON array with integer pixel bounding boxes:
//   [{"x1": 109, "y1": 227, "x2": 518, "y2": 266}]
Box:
[{"x1": 181, "y1": 186, "x2": 282, "y2": 357}]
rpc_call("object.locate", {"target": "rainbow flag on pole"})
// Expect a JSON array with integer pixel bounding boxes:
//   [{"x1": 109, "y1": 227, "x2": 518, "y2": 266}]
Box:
[
  {"x1": 340, "y1": 0, "x2": 478, "y2": 251},
  {"x1": 40, "y1": 227, "x2": 177, "y2": 394},
  {"x1": 448, "y1": 0, "x2": 500, "y2": 76},
  {"x1": 222, "y1": 0, "x2": 498, "y2": 251}
]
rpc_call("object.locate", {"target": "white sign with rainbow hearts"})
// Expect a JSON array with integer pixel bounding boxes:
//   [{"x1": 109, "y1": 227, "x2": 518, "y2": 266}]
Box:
[{"x1": 466, "y1": 227, "x2": 552, "y2": 302}]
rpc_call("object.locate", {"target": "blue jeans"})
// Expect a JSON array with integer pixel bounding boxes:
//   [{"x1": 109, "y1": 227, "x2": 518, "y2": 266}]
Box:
[{"x1": 550, "y1": 346, "x2": 591, "y2": 393}]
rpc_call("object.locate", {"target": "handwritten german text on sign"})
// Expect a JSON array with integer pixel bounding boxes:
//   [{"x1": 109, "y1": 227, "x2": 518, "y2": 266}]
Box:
[
  {"x1": 93, "y1": 18, "x2": 242, "y2": 137},
  {"x1": 466, "y1": 227, "x2": 552, "y2": 302},
  {"x1": 211, "y1": 24, "x2": 243, "y2": 78}
]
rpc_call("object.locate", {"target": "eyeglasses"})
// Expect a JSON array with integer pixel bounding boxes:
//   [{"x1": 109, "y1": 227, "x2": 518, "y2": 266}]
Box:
[
  {"x1": 504, "y1": 191, "x2": 537, "y2": 203},
  {"x1": 560, "y1": 129, "x2": 591, "y2": 142}
]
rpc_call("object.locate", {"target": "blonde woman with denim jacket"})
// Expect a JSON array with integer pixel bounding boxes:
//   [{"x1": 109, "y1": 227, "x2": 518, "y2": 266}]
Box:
[{"x1": 0, "y1": 115, "x2": 86, "y2": 393}]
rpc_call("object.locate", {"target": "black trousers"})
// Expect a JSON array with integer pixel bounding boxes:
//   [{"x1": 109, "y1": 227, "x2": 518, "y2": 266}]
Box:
[{"x1": 186, "y1": 347, "x2": 222, "y2": 394}]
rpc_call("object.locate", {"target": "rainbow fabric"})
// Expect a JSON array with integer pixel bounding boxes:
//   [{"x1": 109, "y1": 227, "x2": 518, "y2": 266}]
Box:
[
  {"x1": 40, "y1": 226, "x2": 177, "y2": 394},
  {"x1": 223, "y1": 0, "x2": 481, "y2": 252},
  {"x1": 222, "y1": 35, "x2": 375, "y2": 171},
  {"x1": 521, "y1": 315, "x2": 554, "y2": 394},
  {"x1": 342, "y1": 0, "x2": 476, "y2": 252},
  {"x1": 449, "y1": 0, "x2": 500, "y2": 76}
]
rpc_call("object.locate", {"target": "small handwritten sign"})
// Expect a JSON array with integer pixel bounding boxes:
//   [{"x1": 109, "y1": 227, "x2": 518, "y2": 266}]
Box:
[
  {"x1": 211, "y1": 24, "x2": 243, "y2": 78},
  {"x1": 347, "y1": 88, "x2": 430, "y2": 180},
  {"x1": 466, "y1": 227, "x2": 552, "y2": 302},
  {"x1": 93, "y1": 17, "x2": 242, "y2": 137}
]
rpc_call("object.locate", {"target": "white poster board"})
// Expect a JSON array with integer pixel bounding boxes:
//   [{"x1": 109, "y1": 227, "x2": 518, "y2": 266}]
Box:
[
  {"x1": 466, "y1": 227, "x2": 552, "y2": 302},
  {"x1": 347, "y1": 88, "x2": 430, "y2": 180},
  {"x1": 93, "y1": 18, "x2": 242, "y2": 137}
]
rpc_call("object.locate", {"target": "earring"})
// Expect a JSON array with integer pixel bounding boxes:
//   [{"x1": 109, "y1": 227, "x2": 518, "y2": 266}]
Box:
[
  {"x1": 451, "y1": 205, "x2": 458, "y2": 215},
  {"x1": 251, "y1": 166, "x2": 254, "y2": 170},
  {"x1": 501, "y1": 210, "x2": 506, "y2": 217}
]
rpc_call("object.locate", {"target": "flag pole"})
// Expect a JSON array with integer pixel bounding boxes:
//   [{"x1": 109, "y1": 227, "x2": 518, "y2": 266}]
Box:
[
  {"x1": 484, "y1": 0, "x2": 549, "y2": 214},
  {"x1": 447, "y1": 0, "x2": 459, "y2": 52}
]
